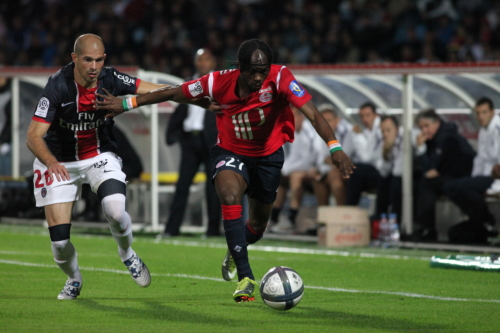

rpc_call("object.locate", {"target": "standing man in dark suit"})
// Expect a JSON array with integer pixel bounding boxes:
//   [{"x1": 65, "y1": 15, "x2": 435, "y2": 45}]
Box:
[{"x1": 160, "y1": 49, "x2": 221, "y2": 237}]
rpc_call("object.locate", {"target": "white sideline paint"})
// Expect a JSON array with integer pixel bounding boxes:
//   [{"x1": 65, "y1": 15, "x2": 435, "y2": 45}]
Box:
[
  {"x1": 1, "y1": 259, "x2": 499, "y2": 304},
  {"x1": 154, "y1": 239, "x2": 431, "y2": 261}
]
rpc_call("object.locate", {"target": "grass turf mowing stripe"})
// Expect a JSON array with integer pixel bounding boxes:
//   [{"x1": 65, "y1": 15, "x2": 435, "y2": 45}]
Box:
[{"x1": 2, "y1": 258, "x2": 499, "y2": 304}]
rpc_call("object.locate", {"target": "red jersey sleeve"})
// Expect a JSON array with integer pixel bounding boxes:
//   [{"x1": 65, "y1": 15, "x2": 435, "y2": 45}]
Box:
[
  {"x1": 181, "y1": 73, "x2": 212, "y2": 100},
  {"x1": 277, "y1": 67, "x2": 312, "y2": 108}
]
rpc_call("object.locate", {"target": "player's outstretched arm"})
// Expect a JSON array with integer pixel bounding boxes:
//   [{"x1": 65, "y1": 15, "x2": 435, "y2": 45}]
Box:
[
  {"x1": 26, "y1": 121, "x2": 70, "y2": 182},
  {"x1": 299, "y1": 100, "x2": 355, "y2": 178},
  {"x1": 96, "y1": 86, "x2": 221, "y2": 118}
]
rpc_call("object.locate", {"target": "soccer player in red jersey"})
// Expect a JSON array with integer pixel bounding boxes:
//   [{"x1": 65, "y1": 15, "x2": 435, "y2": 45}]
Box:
[{"x1": 96, "y1": 39, "x2": 354, "y2": 302}]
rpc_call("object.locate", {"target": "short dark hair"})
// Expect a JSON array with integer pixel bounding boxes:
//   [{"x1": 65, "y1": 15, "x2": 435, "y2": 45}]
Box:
[
  {"x1": 476, "y1": 97, "x2": 494, "y2": 110},
  {"x1": 233, "y1": 39, "x2": 273, "y2": 71},
  {"x1": 416, "y1": 108, "x2": 441, "y2": 124},
  {"x1": 380, "y1": 115, "x2": 399, "y2": 128},
  {"x1": 359, "y1": 102, "x2": 377, "y2": 114}
]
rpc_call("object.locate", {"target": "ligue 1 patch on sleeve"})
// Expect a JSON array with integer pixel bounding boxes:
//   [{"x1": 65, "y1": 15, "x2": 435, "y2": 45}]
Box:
[
  {"x1": 289, "y1": 80, "x2": 305, "y2": 97},
  {"x1": 35, "y1": 97, "x2": 50, "y2": 118},
  {"x1": 188, "y1": 81, "x2": 203, "y2": 97}
]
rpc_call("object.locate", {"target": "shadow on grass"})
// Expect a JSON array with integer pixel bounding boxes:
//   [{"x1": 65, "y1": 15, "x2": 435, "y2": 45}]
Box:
[
  {"x1": 254, "y1": 305, "x2": 446, "y2": 332},
  {"x1": 77, "y1": 299, "x2": 232, "y2": 325}
]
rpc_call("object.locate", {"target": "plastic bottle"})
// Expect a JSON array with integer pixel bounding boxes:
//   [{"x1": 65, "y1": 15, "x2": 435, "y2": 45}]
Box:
[
  {"x1": 378, "y1": 213, "x2": 389, "y2": 243},
  {"x1": 388, "y1": 213, "x2": 400, "y2": 245}
]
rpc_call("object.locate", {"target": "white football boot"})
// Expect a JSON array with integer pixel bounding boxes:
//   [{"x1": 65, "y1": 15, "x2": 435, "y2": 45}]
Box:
[
  {"x1": 123, "y1": 253, "x2": 151, "y2": 287},
  {"x1": 57, "y1": 279, "x2": 82, "y2": 300}
]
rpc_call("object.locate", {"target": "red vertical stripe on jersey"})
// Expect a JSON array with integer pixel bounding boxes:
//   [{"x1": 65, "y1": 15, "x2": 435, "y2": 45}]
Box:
[{"x1": 76, "y1": 83, "x2": 99, "y2": 160}]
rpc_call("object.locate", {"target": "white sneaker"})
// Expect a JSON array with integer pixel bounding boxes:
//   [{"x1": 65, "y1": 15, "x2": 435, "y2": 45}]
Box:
[
  {"x1": 123, "y1": 253, "x2": 151, "y2": 287},
  {"x1": 270, "y1": 219, "x2": 295, "y2": 234},
  {"x1": 57, "y1": 279, "x2": 82, "y2": 300}
]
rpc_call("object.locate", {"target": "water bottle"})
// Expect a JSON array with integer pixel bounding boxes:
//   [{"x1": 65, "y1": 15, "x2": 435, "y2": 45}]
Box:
[
  {"x1": 378, "y1": 213, "x2": 389, "y2": 243},
  {"x1": 388, "y1": 213, "x2": 400, "y2": 244}
]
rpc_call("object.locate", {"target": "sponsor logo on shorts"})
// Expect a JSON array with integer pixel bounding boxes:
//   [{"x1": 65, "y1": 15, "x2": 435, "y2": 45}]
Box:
[
  {"x1": 188, "y1": 81, "x2": 203, "y2": 97},
  {"x1": 259, "y1": 92, "x2": 273, "y2": 102},
  {"x1": 234, "y1": 245, "x2": 242, "y2": 252},
  {"x1": 41, "y1": 188, "x2": 47, "y2": 198},
  {"x1": 289, "y1": 80, "x2": 305, "y2": 97},
  {"x1": 216, "y1": 160, "x2": 226, "y2": 168},
  {"x1": 93, "y1": 159, "x2": 108, "y2": 168},
  {"x1": 35, "y1": 97, "x2": 50, "y2": 118}
]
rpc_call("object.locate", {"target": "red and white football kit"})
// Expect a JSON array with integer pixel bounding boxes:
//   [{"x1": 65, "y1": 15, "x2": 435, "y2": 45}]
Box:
[{"x1": 181, "y1": 65, "x2": 312, "y2": 157}]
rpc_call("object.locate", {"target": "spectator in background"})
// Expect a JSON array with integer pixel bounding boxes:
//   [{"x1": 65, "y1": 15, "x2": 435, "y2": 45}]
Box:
[
  {"x1": 346, "y1": 102, "x2": 385, "y2": 215},
  {"x1": 442, "y1": 98, "x2": 500, "y2": 243},
  {"x1": 0, "y1": 77, "x2": 12, "y2": 176},
  {"x1": 270, "y1": 106, "x2": 331, "y2": 234},
  {"x1": 159, "y1": 49, "x2": 221, "y2": 238},
  {"x1": 318, "y1": 104, "x2": 355, "y2": 206},
  {"x1": 376, "y1": 115, "x2": 421, "y2": 223},
  {"x1": 414, "y1": 109, "x2": 476, "y2": 241}
]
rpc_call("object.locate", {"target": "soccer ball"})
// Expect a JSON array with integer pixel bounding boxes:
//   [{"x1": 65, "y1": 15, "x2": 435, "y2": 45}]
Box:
[{"x1": 260, "y1": 266, "x2": 304, "y2": 311}]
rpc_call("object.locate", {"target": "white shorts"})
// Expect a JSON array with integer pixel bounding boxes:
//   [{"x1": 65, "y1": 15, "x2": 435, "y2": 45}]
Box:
[{"x1": 33, "y1": 152, "x2": 126, "y2": 207}]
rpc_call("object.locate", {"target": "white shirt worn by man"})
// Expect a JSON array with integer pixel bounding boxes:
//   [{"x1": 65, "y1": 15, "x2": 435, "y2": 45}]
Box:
[
  {"x1": 474, "y1": 114, "x2": 500, "y2": 194},
  {"x1": 183, "y1": 73, "x2": 206, "y2": 132},
  {"x1": 377, "y1": 127, "x2": 420, "y2": 178},
  {"x1": 315, "y1": 118, "x2": 355, "y2": 173},
  {"x1": 351, "y1": 116, "x2": 384, "y2": 170},
  {"x1": 282, "y1": 120, "x2": 331, "y2": 177}
]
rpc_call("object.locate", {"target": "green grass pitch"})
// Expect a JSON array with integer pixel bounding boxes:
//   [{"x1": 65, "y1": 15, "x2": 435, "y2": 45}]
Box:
[{"x1": 0, "y1": 224, "x2": 499, "y2": 333}]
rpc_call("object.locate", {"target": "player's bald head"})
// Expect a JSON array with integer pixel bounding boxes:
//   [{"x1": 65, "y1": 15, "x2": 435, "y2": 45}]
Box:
[{"x1": 74, "y1": 34, "x2": 105, "y2": 55}]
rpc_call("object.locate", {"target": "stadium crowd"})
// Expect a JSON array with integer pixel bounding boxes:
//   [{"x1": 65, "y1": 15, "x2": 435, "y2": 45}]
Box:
[{"x1": 1, "y1": 0, "x2": 500, "y2": 77}]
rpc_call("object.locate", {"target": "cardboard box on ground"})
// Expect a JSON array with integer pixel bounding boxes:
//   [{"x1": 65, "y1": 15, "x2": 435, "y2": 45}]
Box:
[{"x1": 316, "y1": 206, "x2": 370, "y2": 247}]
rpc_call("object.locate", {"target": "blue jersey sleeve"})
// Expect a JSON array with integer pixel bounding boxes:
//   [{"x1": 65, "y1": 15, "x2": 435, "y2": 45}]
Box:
[{"x1": 32, "y1": 76, "x2": 62, "y2": 124}]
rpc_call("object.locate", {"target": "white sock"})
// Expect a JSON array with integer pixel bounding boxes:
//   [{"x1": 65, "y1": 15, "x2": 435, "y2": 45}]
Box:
[
  {"x1": 51, "y1": 239, "x2": 82, "y2": 282},
  {"x1": 102, "y1": 194, "x2": 135, "y2": 261}
]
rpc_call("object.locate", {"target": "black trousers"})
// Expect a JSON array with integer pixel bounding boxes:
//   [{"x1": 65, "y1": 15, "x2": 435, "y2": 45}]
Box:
[
  {"x1": 442, "y1": 176, "x2": 495, "y2": 225},
  {"x1": 416, "y1": 176, "x2": 455, "y2": 230},
  {"x1": 346, "y1": 163, "x2": 384, "y2": 215},
  {"x1": 165, "y1": 131, "x2": 221, "y2": 236}
]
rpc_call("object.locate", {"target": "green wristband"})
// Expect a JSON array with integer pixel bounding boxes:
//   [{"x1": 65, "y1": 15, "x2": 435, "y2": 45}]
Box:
[
  {"x1": 330, "y1": 146, "x2": 343, "y2": 154},
  {"x1": 122, "y1": 99, "x2": 129, "y2": 112}
]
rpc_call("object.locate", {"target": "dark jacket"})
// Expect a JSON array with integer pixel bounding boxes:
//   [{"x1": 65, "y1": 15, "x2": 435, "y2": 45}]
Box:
[
  {"x1": 165, "y1": 75, "x2": 217, "y2": 146},
  {"x1": 419, "y1": 122, "x2": 475, "y2": 178}
]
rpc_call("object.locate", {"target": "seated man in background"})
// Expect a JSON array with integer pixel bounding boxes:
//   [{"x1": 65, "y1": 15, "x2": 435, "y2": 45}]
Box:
[
  {"x1": 377, "y1": 115, "x2": 421, "y2": 223},
  {"x1": 346, "y1": 102, "x2": 386, "y2": 214},
  {"x1": 270, "y1": 106, "x2": 331, "y2": 233},
  {"x1": 442, "y1": 97, "x2": 500, "y2": 243},
  {"x1": 318, "y1": 104, "x2": 354, "y2": 206},
  {"x1": 414, "y1": 109, "x2": 476, "y2": 241}
]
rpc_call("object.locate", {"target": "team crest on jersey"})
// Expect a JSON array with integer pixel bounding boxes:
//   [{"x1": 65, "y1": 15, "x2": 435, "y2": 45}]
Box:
[
  {"x1": 289, "y1": 80, "x2": 305, "y2": 97},
  {"x1": 41, "y1": 188, "x2": 47, "y2": 198},
  {"x1": 35, "y1": 97, "x2": 50, "y2": 118},
  {"x1": 188, "y1": 81, "x2": 203, "y2": 97},
  {"x1": 260, "y1": 92, "x2": 273, "y2": 102},
  {"x1": 216, "y1": 160, "x2": 226, "y2": 168}
]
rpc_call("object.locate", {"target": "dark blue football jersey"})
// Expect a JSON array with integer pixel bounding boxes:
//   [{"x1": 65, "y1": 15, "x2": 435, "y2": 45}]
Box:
[{"x1": 32, "y1": 62, "x2": 140, "y2": 162}]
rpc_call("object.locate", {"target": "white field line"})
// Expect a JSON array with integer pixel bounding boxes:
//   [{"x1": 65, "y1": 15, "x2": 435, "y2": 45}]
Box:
[
  {"x1": 1, "y1": 259, "x2": 499, "y2": 304},
  {"x1": 154, "y1": 239, "x2": 430, "y2": 261}
]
